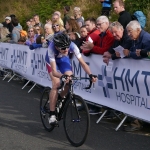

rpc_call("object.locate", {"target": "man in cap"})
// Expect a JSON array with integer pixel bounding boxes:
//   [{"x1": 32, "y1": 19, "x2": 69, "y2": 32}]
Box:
[{"x1": 2, "y1": 16, "x2": 13, "y2": 33}]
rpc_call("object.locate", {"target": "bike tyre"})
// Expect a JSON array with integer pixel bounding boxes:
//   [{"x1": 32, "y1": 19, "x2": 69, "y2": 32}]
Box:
[
  {"x1": 40, "y1": 87, "x2": 55, "y2": 132},
  {"x1": 63, "y1": 94, "x2": 90, "y2": 147}
]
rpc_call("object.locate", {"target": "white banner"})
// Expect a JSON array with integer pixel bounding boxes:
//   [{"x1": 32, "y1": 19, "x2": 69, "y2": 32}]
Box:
[
  {"x1": 0, "y1": 43, "x2": 150, "y2": 122},
  {"x1": 0, "y1": 43, "x2": 52, "y2": 87}
]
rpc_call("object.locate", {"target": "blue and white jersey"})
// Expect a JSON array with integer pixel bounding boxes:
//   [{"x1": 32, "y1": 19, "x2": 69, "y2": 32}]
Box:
[{"x1": 47, "y1": 41, "x2": 81, "y2": 63}]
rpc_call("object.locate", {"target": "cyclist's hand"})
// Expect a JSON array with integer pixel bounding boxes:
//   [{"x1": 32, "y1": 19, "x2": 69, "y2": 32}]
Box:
[
  {"x1": 60, "y1": 75, "x2": 70, "y2": 83},
  {"x1": 89, "y1": 74, "x2": 97, "y2": 83}
]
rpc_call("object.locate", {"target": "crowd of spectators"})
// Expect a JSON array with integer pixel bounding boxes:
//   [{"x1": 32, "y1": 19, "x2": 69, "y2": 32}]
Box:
[{"x1": 0, "y1": 0, "x2": 149, "y2": 132}]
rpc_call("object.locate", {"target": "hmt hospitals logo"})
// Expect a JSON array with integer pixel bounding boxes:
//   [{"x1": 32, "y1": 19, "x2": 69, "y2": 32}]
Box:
[
  {"x1": 31, "y1": 53, "x2": 38, "y2": 75},
  {"x1": 98, "y1": 65, "x2": 113, "y2": 98},
  {"x1": 11, "y1": 50, "x2": 17, "y2": 68}
]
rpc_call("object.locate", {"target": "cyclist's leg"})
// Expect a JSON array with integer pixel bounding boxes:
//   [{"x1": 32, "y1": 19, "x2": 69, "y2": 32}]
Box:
[
  {"x1": 46, "y1": 62, "x2": 60, "y2": 124},
  {"x1": 49, "y1": 72, "x2": 60, "y2": 111}
]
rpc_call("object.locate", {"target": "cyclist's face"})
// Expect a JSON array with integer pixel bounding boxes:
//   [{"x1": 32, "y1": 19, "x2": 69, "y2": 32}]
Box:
[{"x1": 56, "y1": 47, "x2": 69, "y2": 55}]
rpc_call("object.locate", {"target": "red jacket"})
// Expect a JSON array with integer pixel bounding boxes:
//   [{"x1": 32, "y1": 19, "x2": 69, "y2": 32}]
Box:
[
  {"x1": 82, "y1": 28, "x2": 100, "y2": 55},
  {"x1": 86, "y1": 28, "x2": 100, "y2": 45},
  {"x1": 83, "y1": 29, "x2": 114, "y2": 55}
]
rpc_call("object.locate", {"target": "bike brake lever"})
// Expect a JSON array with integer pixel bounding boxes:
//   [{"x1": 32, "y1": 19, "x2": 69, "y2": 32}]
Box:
[
  {"x1": 83, "y1": 80, "x2": 92, "y2": 89},
  {"x1": 62, "y1": 82, "x2": 66, "y2": 91}
]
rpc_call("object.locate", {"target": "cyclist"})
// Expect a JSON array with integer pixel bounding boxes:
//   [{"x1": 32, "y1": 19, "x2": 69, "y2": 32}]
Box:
[{"x1": 46, "y1": 33, "x2": 97, "y2": 125}]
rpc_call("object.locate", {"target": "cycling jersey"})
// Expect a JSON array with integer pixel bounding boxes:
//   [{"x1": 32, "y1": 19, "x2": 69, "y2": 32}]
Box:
[{"x1": 45, "y1": 41, "x2": 81, "y2": 74}]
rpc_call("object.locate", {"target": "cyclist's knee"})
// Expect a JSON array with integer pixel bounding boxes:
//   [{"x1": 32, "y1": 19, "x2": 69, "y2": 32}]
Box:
[{"x1": 52, "y1": 80, "x2": 60, "y2": 89}]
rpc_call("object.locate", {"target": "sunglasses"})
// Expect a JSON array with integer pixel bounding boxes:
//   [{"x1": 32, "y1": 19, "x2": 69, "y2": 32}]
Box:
[
  {"x1": 52, "y1": 24, "x2": 59, "y2": 28},
  {"x1": 28, "y1": 30, "x2": 33, "y2": 32},
  {"x1": 36, "y1": 28, "x2": 40, "y2": 30},
  {"x1": 59, "y1": 47, "x2": 69, "y2": 50}
]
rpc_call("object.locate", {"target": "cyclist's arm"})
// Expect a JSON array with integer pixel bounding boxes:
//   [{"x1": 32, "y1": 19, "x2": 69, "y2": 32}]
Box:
[
  {"x1": 71, "y1": 43, "x2": 92, "y2": 75},
  {"x1": 48, "y1": 43, "x2": 63, "y2": 78},
  {"x1": 77, "y1": 57, "x2": 91, "y2": 75}
]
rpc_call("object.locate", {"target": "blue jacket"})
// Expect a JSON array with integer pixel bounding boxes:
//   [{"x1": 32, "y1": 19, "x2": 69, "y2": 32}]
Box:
[
  {"x1": 129, "y1": 30, "x2": 150, "y2": 59},
  {"x1": 102, "y1": 0, "x2": 111, "y2": 8},
  {"x1": 29, "y1": 43, "x2": 42, "y2": 50}
]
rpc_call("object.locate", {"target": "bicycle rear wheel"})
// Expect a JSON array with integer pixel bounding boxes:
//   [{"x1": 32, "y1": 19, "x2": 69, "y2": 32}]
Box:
[
  {"x1": 63, "y1": 95, "x2": 90, "y2": 147},
  {"x1": 40, "y1": 87, "x2": 54, "y2": 132}
]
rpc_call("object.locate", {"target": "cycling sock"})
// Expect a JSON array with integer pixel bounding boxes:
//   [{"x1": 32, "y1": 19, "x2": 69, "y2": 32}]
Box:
[{"x1": 50, "y1": 111, "x2": 55, "y2": 116}]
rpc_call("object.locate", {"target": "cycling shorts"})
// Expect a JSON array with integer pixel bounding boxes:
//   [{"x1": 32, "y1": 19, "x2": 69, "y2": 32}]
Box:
[{"x1": 56, "y1": 56, "x2": 72, "y2": 74}]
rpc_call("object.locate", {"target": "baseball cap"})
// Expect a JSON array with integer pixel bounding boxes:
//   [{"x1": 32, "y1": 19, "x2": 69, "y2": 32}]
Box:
[
  {"x1": 74, "y1": 7, "x2": 81, "y2": 11},
  {"x1": 5, "y1": 17, "x2": 11, "y2": 21}
]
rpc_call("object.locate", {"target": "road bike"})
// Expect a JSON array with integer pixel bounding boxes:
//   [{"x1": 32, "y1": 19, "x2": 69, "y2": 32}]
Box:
[{"x1": 40, "y1": 75, "x2": 96, "y2": 147}]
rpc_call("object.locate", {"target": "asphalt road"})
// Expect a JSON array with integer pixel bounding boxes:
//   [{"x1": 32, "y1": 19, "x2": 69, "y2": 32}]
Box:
[{"x1": 0, "y1": 77, "x2": 150, "y2": 150}]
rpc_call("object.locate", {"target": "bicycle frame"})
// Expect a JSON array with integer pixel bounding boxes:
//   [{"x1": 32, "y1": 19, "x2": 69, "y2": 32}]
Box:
[
  {"x1": 55, "y1": 76, "x2": 95, "y2": 121},
  {"x1": 56, "y1": 81, "x2": 73, "y2": 121}
]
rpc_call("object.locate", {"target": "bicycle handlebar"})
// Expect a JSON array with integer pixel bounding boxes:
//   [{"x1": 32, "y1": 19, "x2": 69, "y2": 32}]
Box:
[{"x1": 57, "y1": 75, "x2": 97, "y2": 90}]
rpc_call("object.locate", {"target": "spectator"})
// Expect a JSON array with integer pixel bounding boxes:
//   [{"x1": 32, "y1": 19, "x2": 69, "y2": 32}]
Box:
[
  {"x1": 81, "y1": 16, "x2": 114, "y2": 55},
  {"x1": 0, "y1": 23, "x2": 10, "y2": 42},
  {"x1": 10, "y1": 14, "x2": 22, "y2": 27},
  {"x1": 73, "y1": 7, "x2": 84, "y2": 27},
  {"x1": 113, "y1": 0, "x2": 132, "y2": 29},
  {"x1": 63, "y1": 6, "x2": 70, "y2": 27},
  {"x1": 103, "y1": 21, "x2": 132, "y2": 64},
  {"x1": 99, "y1": 0, "x2": 112, "y2": 17},
  {"x1": 10, "y1": 14, "x2": 16, "y2": 20},
  {"x1": 121, "y1": 20, "x2": 148, "y2": 130},
  {"x1": 122, "y1": 20, "x2": 150, "y2": 59},
  {"x1": 65, "y1": 18, "x2": 80, "y2": 47},
  {"x1": 65, "y1": 18, "x2": 80, "y2": 33},
  {"x1": 78, "y1": 25, "x2": 88, "y2": 52},
  {"x1": 25, "y1": 27, "x2": 38, "y2": 46},
  {"x1": 35, "y1": 25, "x2": 44, "y2": 36},
  {"x1": 30, "y1": 18, "x2": 35, "y2": 27},
  {"x1": 52, "y1": 13, "x2": 59, "y2": 22},
  {"x1": 2, "y1": 16, "x2": 13, "y2": 33},
  {"x1": 81, "y1": 16, "x2": 114, "y2": 115},
  {"x1": 80, "y1": 17, "x2": 100, "y2": 56},
  {"x1": 26, "y1": 19, "x2": 32, "y2": 29},
  {"x1": 52, "y1": 20, "x2": 65, "y2": 34},
  {"x1": 80, "y1": 25, "x2": 88, "y2": 39},
  {"x1": 9, "y1": 18, "x2": 22, "y2": 43},
  {"x1": 41, "y1": 23, "x2": 54, "y2": 48},
  {"x1": 52, "y1": 13, "x2": 64, "y2": 27},
  {"x1": 33, "y1": 14, "x2": 44, "y2": 28}
]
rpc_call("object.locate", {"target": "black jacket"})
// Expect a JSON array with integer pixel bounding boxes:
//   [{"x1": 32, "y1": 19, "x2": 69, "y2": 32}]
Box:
[
  {"x1": 118, "y1": 11, "x2": 132, "y2": 29},
  {"x1": 108, "y1": 30, "x2": 132, "y2": 60}
]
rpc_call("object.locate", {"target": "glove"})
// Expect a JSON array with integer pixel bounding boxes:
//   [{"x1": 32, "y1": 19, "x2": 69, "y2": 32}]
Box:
[
  {"x1": 89, "y1": 74, "x2": 97, "y2": 79},
  {"x1": 60, "y1": 75, "x2": 68, "y2": 82}
]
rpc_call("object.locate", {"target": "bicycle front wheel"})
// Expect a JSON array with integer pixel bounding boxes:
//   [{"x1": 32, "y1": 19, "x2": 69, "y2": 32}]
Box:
[
  {"x1": 40, "y1": 87, "x2": 54, "y2": 132},
  {"x1": 63, "y1": 94, "x2": 90, "y2": 147}
]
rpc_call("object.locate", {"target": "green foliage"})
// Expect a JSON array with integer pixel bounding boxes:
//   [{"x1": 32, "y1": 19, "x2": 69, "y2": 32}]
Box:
[
  {"x1": 125, "y1": 0, "x2": 150, "y2": 15},
  {"x1": 31, "y1": 0, "x2": 74, "y2": 23},
  {"x1": 0, "y1": 0, "x2": 150, "y2": 31},
  {"x1": 0, "y1": 0, "x2": 74, "y2": 29}
]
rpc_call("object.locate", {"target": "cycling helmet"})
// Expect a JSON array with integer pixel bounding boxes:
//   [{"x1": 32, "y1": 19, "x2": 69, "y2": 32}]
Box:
[{"x1": 53, "y1": 33, "x2": 71, "y2": 48}]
